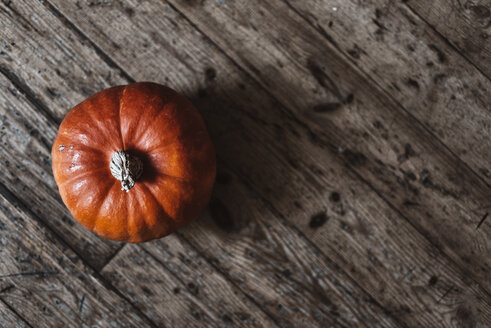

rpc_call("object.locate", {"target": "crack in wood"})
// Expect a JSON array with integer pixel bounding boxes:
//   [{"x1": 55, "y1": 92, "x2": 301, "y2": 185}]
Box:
[{"x1": 476, "y1": 212, "x2": 488, "y2": 230}]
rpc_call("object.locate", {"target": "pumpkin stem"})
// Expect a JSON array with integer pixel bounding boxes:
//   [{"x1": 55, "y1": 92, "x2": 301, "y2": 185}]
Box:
[{"x1": 110, "y1": 150, "x2": 143, "y2": 192}]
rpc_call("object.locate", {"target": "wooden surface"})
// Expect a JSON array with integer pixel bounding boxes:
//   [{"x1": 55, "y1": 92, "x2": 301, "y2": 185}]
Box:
[{"x1": 0, "y1": 0, "x2": 489, "y2": 327}]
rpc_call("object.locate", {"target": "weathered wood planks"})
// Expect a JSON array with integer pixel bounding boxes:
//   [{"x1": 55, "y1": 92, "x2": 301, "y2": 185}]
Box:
[
  {"x1": 0, "y1": 188, "x2": 154, "y2": 327},
  {"x1": 0, "y1": 72, "x2": 121, "y2": 270},
  {"x1": 0, "y1": 0, "x2": 127, "y2": 269},
  {"x1": 0, "y1": 1, "x2": 400, "y2": 326},
  {"x1": 0, "y1": 300, "x2": 30, "y2": 328},
  {"x1": 156, "y1": 0, "x2": 491, "y2": 289},
  {"x1": 406, "y1": 0, "x2": 491, "y2": 77},
  {"x1": 0, "y1": 0, "x2": 489, "y2": 326},
  {"x1": 102, "y1": 243, "x2": 280, "y2": 328},
  {"x1": 283, "y1": 0, "x2": 491, "y2": 184},
  {"x1": 41, "y1": 0, "x2": 491, "y2": 326}
]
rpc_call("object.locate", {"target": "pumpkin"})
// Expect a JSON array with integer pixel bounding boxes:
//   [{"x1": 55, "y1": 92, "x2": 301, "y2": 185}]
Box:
[{"x1": 52, "y1": 82, "x2": 216, "y2": 242}]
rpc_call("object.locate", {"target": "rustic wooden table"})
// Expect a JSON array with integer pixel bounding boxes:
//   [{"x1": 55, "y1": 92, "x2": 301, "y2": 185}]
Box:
[{"x1": 0, "y1": 0, "x2": 490, "y2": 327}]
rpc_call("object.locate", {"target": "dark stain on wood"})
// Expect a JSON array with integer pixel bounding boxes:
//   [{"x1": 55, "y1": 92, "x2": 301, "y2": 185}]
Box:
[
  {"x1": 348, "y1": 44, "x2": 363, "y2": 59},
  {"x1": 173, "y1": 287, "x2": 180, "y2": 294},
  {"x1": 205, "y1": 67, "x2": 216, "y2": 81},
  {"x1": 330, "y1": 192, "x2": 341, "y2": 202},
  {"x1": 222, "y1": 314, "x2": 233, "y2": 323},
  {"x1": 141, "y1": 286, "x2": 153, "y2": 296},
  {"x1": 187, "y1": 282, "x2": 199, "y2": 295},
  {"x1": 428, "y1": 44, "x2": 446, "y2": 63},
  {"x1": 398, "y1": 144, "x2": 414, "y2": 162},
  {"x1": 209, "y1": 198, "x2": 235, "y2": 232},
  {"x1": 309, "y1": 212, "x2": 328, "y2": 229},
  {"x1": 419, "y1": 169, "x2": 459, "y2": 198},
  {"x1": 123, "y1": 5, "x2": 135, "y2": 17},
  {"x1": 306, "y1": 59, "x2": 343, "y2": 100},
  {"x1": 343, "y1": 149, "x2": 367, "y2": 166},
  {"x1": 406, "y1": 78, "x2": 420, "y2": 90},
  {"x1": 312, "y1": 102, "x2": 342, "y2": 113},
  {"x1": 428, "y1": 276, "x2": 438, "y2": 286},
  {"x1": 469, "y1": 5, "x2": 490, "y2": 18}
]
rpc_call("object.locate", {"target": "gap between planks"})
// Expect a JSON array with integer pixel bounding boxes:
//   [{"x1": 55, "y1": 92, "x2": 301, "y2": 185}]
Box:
[
  {"x1": 0, "y1": 14, "x2": 303, "y2": 327},
  {"x1": 402, "y1": 1, "x2": 490, "y2": 81},
  {"x1": 158, "y1": 0, "x2": 491, "y2": 289},
  {"x1": 0, "y1": 1, "x2": 404, "y2": 324},
  {"x1": 1, "y1": 0, "x2": 488, "y2": 326},
  {"x1": 0, "y1": 298, "x2": 35, "y2": 328},
  {"x1": 141, "y1": 240, "x2": 283, "y2": 327},
  {"x1": 280, "y1": 0, "x2": 490, "y2": 190},
  {"x1": 0, "y1": 182, "x2": 161, "y2": 328}
]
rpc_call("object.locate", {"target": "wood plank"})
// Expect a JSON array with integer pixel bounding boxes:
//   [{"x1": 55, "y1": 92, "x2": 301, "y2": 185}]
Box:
[
  {"x1": 0, "y1": 72, "x2": 120, "y2": 270},
  {"x1": 50, "y1": 0, "x2": 491, "y2": 296},
  {"x1": 181, "y1": 177, "x2": 491, "y2": 327},
  {"x1": 0, "y1": 300, "x2": 31, "y2": 328},
  {"x1": 144, "y1": 225, "x2": 399, "y2": 327},
  {"x1": 0, "y1": 188, "x2": 154, "y2": 327},
  {"x1": 405, "y1": 0, "x2": 491, "y2": 78},
  {"x1": 0, "y1": 0, "x2": 129, "y2": 122},
  {"x1": 102, "y1": 243, "x2": 280, "y2": 328},
  {"x1": 166, "y1": 0, "x2": 491, "y2": 285},
  {"x1": 283, "y1": 0, "x2": 491, "y2": 183},
  {"x1": 38, "y1": 0, "x2": 491, "y2": 326},
  {"x1": 0, "y1": 2, "x2": 398, "y2": 325}
]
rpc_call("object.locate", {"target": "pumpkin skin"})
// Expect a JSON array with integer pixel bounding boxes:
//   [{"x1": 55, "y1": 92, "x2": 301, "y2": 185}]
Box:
[{"x1": 52, "y1": 82, "x2": 216, "y2": 242}]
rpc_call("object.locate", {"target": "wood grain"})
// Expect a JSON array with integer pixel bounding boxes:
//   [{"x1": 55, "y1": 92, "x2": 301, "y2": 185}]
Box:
[
  {"x1": 143, "y1": 231, "x2": 399, "y2": 328},
  {"x1": 0, "y1": 2, "x2": 399, "y2": 326},
  {"x1": 0, "y1": 72, "x2": 120, "y2": 270},
  {"x1": 48, "y1": 0, "x2": 491, "y2": 291},
  {"x1": 283, "y1": 0, "x2": 491, "y2": 184},
  {"x1": 176, "y1": 178, "x2": 491, "y2": 327},
  {"x1": 0, "y1": 188, "x2": 153, "y2": 327},
  {"x1": 41, "y1": 0, "x2": 491, "y2": 326},
  {"x1": 0, "y1": 300, "x2": 30, "y2": 328},
  {"x1": 406, "y1": 0, "x2": 491, "y2": 78},
  {"x1": 0, "y1": 0, "x2": 130, "y2": 121},
  {"x1": 151, "y1": 0, "x2": 491, "y2": 289},
  {"x1": 102, "y1": 242, "x2": 279, "y2": 328}
]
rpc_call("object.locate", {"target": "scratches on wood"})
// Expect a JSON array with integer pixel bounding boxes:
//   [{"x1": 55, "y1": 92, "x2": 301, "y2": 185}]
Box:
[
  {"x1": 0, "y1": 0, "x2": 489, "y2": 326},
  {"x1": 0, "y1": 193, "x2": 153, "y2": 327},
  {"x1": 476, "y1": 213, "x2": 489, "y2": 230},
  {"x1": 0, "y1": 300, "x2": 30, "y2": 328},
  {"x1": 0, "y1": 1, "x2": 124, "y2": 269},
  {"x1": 157, "y1": 0, "x2": 491, "y2": 295},
  {"x1": 0, "y1": 271, "x2": 59, "y2": 279},
  {"x1": 405, "y1": 0, "x2": 490, "y2": 77},
  {"x1": 276, "y1": 0, "x2": 491, "y2": 185},
  {"x1": 437, "y1": 286, "x2": 453, "y2": 304},
  {"x1": 102, "y1": 242, "x2": 279, "y2": 327},
  {"x1": 0, "y1": 72, "x2": 121, "y2": 269},
  {"x1": 78, "y1": 295, "x2": 85, "y2": 314},
  {"x1": 0, "y1": 285, "x2": 15, "y2": 294}
]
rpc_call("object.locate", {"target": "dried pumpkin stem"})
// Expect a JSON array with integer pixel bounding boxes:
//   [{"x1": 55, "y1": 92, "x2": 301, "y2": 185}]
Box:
[{"x1": 110, "y1": 150, "x2": 143, "y2": 192}]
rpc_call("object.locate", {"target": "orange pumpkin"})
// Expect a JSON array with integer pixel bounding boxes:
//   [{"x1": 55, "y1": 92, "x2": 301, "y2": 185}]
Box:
[{"x1": 52, "y1": 82, "x2": 216, "y2": 242}]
